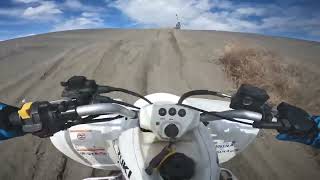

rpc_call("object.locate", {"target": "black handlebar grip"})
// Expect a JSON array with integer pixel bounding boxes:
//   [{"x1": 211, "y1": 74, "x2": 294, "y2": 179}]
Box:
[
  {"x1": 8, "y1": 112, "x2": 22, "y2": 126},
  {"x1": 277, "y1": 102, "x2": 315, "y2": 134},
  {"x1": 0, "y1": 103, "x2": 19, "y2": 126},
  {"x1": 0, "y1": 103, "x2": 26, "y2": 138},
  {"x1": 253, "y1": 121, "x2": 289, "y2": 131}
]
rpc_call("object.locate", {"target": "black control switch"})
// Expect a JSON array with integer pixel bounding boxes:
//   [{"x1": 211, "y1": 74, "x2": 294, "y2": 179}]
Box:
[
  {"x1": 178, "y1": 109, "x2": 186, "y2": 117},
  {"x1": 159, "y1": 108, "x2": 167, "y2": 116},
  {"x1": 168, "y1": 108, "x2": 176, "y2": 116},
  {"x1": 164, "y1": 124, "x2": 179, "y2": 138}
]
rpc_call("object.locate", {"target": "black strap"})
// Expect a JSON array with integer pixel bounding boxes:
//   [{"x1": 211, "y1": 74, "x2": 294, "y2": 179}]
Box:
[{"x1": 145, "y1": 143, "x2": 173, "y2": 175}]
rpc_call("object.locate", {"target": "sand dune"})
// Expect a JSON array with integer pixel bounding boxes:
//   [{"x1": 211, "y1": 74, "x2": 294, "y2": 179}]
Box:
[{"x1": 0, "y1": 29, "x2": 319, "y2": 180}]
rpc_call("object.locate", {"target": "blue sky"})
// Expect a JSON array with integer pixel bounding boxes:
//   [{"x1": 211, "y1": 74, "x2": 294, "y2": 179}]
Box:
[{"x1": 0, "y1": 0, "x2": 319, "y2": 41}]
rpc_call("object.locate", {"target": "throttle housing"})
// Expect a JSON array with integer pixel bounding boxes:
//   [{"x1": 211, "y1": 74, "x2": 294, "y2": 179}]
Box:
[
  {"x1": 230, "y1": 84, "x2": 269, "y2": 112},
  {"x1": 61, "y1": 76, "x2": 98, "y2": 105}
]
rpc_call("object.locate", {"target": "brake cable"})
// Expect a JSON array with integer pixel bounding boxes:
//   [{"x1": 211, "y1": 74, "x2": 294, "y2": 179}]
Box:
[
  {"x1": 79, "y1": 115, "x2": 124, "y2": 124},
  {"x1": 60, "y1": 76, "x2": 152, "y2": 105},
  {"x1": 98, "y1": 86, "x2": 153, "y2": 105},
  {"x1": 178, "y1": 104, "x2": 253, "y2": 126},
  {"x1": 178, "y1": 90, "x2": 232, "y2": 105},
  {"x1": 64, "y1": 115, "x2": 125, "y2": 127},
  {"x1": 176, "y1": 90, "x2": 252, "y2": 125}
]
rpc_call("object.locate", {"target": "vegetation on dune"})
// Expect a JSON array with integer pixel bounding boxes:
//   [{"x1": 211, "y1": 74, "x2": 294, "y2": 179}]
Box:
[
  {"x1": 219, "y1": 43, "x2": 320, "y2": 164},
  {"x1": 219, "y1": 43, "x2": 320, "y2": 114}
]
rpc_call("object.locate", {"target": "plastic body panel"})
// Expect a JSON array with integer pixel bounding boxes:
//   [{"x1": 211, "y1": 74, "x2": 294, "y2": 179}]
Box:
[
  {"x1": 117, "y1": 126, "x2": 220, "y2": 180},
  {"x1": 184, "y1": 98, "x2": 259, "y2": 163},
  {"x1": 50, "y1": 117, "x2": 138, "y2": 170},
  {"x1": 135, "y1": 93, "x2": 259, "y2": 164},
  {"x1": 139, "y1": 104, "x2": 200, "y2": 139},
  {"x1": 50, "y1": 92, "x2": 258, "y2": 179}
]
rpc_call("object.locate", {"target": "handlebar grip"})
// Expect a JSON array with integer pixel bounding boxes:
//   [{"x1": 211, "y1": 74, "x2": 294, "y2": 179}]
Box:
[
  {"x1": 200, "y1": 110, "x2": 288, "y2": 131},
  {"x1": 252, "y1": 121, "x2": 287, "y2": 131},
  {"x1": 8, "y1": 101, "x2": 77, "y2": 137},
  {"x1": 0, "y1": 103, "x2": 26, "y2": 140},
  {"x1": 8, "y1": 111, "x2": 23, "y2": 126},
  {"x1": 8, "y1": 100, "x2": 137, "y2": 138}
]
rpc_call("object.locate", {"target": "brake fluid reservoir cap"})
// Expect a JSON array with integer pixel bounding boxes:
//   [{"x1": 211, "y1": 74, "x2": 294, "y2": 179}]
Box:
[{"x1": 164, "y1": 124, "x2": 179, "y2": 138}]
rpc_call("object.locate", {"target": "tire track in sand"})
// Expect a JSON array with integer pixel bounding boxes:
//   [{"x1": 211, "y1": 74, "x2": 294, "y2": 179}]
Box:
[
  {"x1": 11, "y1": 45, "x2": 93, "y2": 104},
  {"x1": 167, "y1": 30, "x2": 194, "y2": 90},
  {"x1": 138, "y1": 30, "x2": 162, "y2": 94},
  {"x1": 146, "y1": 30, "x2": 190, "y2": 93},
  {"x1": 93, "y1": 40, "x2": 125, "y2": 77}
]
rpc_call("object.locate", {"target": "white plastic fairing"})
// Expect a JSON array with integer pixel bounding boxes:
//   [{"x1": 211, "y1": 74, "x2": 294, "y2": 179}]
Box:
[
  {"x1": 135, "y1": 93, "x2": 180, "y2": 107},
  {"x1": 50, "y1": 116, "x2": 138, "y2": 170},
  {"x1": 117, "y1": 126, "x2": 220, "y2": 180},
  {"x1": 139, "y1": 104, "x2": 200, "y2": 139},
  {"x1": 185, "y1": 98, "x2": 259, "y2": 163},
  {"x1": 135, "y1": 93, "x2": 259, "y2": 164},
  {"x1": 50, "y1": 91, "x2": 258, "y2": 180},
  {"x1": 125, "y1": 93, "x2": 220, "y2": 180}
]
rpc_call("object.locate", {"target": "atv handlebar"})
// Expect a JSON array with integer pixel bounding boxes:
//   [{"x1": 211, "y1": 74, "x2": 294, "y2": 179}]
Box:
[
  {"x1": 200, "y1": 110, "x2": 277, "y2": 122},
  {"x1": 5, "y1": 76, "x2": 311, "y2": 138},
  {"x1": 9, "y1": 99, "x2": 281, "y2": 137},
  {"x1": 75, "y1": 103, "x2": 274, "y2": 124},
  {"x1": 199, "y1": 109, "x2": 286, "y2": 130},
  {"x1": 74, "y1": 103, "x2": 283, "y2": 130}
]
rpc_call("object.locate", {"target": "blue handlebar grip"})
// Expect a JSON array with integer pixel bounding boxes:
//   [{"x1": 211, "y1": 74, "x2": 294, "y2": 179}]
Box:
[
  {"x1": 0, "y1": 103, "x2": 7, "y2": 110},
  {"x1": 0, "y1": 102, "x2": 23, "y2": 141}
]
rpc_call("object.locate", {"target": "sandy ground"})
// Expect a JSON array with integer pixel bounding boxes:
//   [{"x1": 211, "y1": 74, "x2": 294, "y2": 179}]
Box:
[{"x1": 0, "y1": 29, "x2": 319, "y2": 180}]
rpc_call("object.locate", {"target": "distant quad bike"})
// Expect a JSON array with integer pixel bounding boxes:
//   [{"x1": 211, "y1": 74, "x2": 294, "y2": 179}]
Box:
[
  {"x1": 5, "y1": 76, "x2": 308, "y2": 180},
  {"x1": 175, "y1": 22, "x2": 181, "y2": 29}
]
